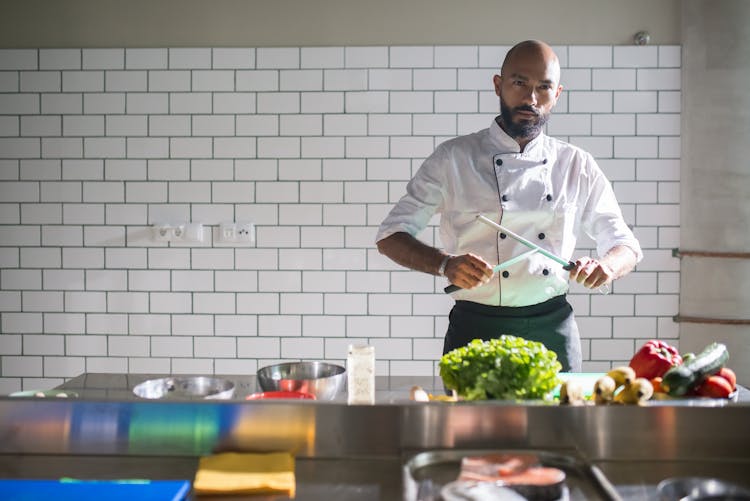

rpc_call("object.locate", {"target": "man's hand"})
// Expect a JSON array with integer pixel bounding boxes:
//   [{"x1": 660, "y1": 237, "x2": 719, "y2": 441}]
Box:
[
  {"x1": 569, "y1": 245, "x2": 638, "y2": 290},
  {"x1": 569, "y1": 256, "x2": 614, "y2": 289},
  {"x1": 375, "y1": 233, "x2": 494, "y2": 290},
  {"x1": 444, "y1": 253, "x2": 494, "y2": 290}
]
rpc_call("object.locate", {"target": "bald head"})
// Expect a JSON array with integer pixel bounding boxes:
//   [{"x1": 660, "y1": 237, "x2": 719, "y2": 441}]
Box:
[
  {"x1": 501, "y1": 40, "x2": 561, "y2": 85},
  {"x1": 492, "y1": 40, "x2": 563, "y2": 149}
]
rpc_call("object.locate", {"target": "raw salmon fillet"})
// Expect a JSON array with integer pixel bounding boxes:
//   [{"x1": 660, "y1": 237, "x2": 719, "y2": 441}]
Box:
[{"x1": 457, "y1": 453, "x2": 567, "y2": 501}]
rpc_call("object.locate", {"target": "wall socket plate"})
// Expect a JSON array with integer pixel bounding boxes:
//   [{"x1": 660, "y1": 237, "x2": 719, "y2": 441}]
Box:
[
  {"x1": 218, "y1": 222, "x2": 255, "y2": 244},
  {"x1": 152, "y1": 223, "x2": 204, "y2": 243}
]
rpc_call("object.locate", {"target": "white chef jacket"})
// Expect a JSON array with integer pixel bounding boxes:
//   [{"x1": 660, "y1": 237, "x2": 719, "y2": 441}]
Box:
[{"x1": 376, "y1": 118, "x2": 643, "y2": 307}]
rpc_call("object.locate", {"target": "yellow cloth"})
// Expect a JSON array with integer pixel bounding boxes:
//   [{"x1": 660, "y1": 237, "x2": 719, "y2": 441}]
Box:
[{"x1": 193, "y1": 452, "x2": 295, "y2": 497}]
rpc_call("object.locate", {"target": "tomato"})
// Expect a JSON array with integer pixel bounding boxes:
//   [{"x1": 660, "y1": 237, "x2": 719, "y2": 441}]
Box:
[
  {"x1": 693, "y1": 375, "x2": 733, "y2": 398},
  {"x1": 716, "y1": 367, "x2": 737, "y2": 391},
  {"x1": 650, "y1": 377, "x2": 664, "y2": 393}
]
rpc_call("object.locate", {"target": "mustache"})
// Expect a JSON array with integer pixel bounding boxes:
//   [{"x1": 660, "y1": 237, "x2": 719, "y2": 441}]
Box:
[{"x1": 513, "y1": 105, "x2": 540, "y2": 116}]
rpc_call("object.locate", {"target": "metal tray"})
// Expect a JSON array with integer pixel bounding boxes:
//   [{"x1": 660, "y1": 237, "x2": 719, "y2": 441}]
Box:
[
  {"x1": 403, "y1": 449, "x2": 622, "y2": 501},
  {"x1": 9, "y1": 389, "x2": 79, "y2": 398},
  {"x1": 648, "y1": 389, "x2": 739, "y2": 406}
]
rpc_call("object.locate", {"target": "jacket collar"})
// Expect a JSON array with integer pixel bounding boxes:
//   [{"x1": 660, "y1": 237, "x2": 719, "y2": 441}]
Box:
[{"x1": 489, "y1": 116, "x2": 546, "y2": 158}]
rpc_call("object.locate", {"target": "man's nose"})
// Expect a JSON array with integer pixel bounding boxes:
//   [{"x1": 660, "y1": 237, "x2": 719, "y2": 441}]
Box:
[{"x1": 520, "y1": 87, "x2": 538, "y2": 105}]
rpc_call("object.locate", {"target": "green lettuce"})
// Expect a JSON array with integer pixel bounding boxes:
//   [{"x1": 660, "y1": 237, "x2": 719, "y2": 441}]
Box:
[{"x1": 439, "y1": 335, "x2": 562, "y2": 401}]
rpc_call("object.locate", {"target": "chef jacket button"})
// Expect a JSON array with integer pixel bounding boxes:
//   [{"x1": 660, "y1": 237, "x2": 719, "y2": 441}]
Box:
[
  {"x1": 542, "y1": 158, "x2": 548, "y2": 164},
  {"x1": 500, "y1": 233, "x2": 507, "y2": 239},
  {"x1": 538, "y1": 233, "x2": 545, "y2": 240},
  {"x1": 546, "y1": 194, "x2": 552, "y2": 201},
  {"x1": 495, "y1": 158, "x2": 503, "y2": 166},
  {"x1": 501, "y1": 194, "x2": 508, "y2": 202},
  {"x1": 502, "y1": 271, "x2": 510, "y2": 278},
  {"x1": 543, "y1": 269, "x2": 549, "y2": 276}
]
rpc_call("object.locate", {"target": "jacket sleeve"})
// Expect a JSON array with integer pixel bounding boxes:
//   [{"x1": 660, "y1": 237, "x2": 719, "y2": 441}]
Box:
[
  {"x1": 579, "y1": 153, "x2": 643, "y2": 262},
  {"x1": 375, "y1": 145, "x2": 448, "y2": 244}
]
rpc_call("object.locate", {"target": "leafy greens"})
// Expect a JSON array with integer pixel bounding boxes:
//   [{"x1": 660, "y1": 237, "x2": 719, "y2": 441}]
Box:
[{"x1": 439, "y1": 335, "x2": 562, "y2": 401}]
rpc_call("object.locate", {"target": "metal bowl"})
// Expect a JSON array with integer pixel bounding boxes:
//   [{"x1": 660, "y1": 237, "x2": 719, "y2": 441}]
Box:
[
  {"x1": 132, "y1": 376, "x2": 235, "y2": 400},
  {"x1": 256, "y1": 361, "x2": 346, "y2": 401},
  {"x1": 658, "y1": 477, "x2": 750, "y2": 500}
]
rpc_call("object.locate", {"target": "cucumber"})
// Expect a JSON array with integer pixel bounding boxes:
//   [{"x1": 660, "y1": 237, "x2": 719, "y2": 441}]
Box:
[{"x1": 661, "y1": 342, "x2": 729, "y2": 397}]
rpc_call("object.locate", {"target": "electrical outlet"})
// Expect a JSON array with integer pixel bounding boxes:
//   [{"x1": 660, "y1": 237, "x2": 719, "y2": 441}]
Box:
[
  {"x1": 218, "y1": 222, "x2": 254, "y2": 244},
  {"x1": 152, "y1": 223, "x2": 204, "y2": 243},
  {"x1": 153, "y1": 224, "x2": 172, "y2": 242}
]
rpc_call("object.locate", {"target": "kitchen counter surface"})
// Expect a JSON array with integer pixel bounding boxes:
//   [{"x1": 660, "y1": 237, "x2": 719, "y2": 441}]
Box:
[
  {"x1": 52, "y1": 371, "x2": 750, "y2": 404},
  {"x1": 1, "y1": 373, "x2": 749, "y2": 500},
  {"x1": 52, "y1": 372, "x2": 443, "y2": 403}
]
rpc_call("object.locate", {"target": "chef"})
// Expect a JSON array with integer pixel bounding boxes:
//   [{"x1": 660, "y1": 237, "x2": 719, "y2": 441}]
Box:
[{"x1": 375, "y1": 40, "x2": 642, "y2": 371}]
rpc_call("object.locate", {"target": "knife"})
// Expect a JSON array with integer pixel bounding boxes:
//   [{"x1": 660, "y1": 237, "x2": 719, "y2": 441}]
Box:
[{"x1": 443, "y1": 214, "x2": 608, "y2": 294}]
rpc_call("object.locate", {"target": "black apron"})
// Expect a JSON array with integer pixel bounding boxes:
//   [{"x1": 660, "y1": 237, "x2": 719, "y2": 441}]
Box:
[{"x1": 442, "y1": 295, "x2": 582, "y2": 372}]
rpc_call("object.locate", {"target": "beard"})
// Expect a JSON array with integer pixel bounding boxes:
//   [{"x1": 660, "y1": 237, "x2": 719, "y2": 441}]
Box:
[{"x1": 498, "y1": 96, "x2": 550, "y2": 140}]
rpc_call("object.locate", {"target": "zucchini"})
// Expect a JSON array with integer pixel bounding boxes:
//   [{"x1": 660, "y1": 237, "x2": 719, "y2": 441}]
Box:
[{"x1": 661, "y1": 342, "x2": 729, "y2": 397}]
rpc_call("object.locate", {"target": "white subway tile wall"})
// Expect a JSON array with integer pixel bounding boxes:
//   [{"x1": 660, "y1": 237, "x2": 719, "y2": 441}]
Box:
[{"x1": 0, "y1": 45, "x2": 681, "y2": 391}]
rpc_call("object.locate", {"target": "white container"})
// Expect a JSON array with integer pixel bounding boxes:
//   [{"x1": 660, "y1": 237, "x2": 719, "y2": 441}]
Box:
[{"x1": 347, "y1": 344, "x2": 375, "y2": 405}]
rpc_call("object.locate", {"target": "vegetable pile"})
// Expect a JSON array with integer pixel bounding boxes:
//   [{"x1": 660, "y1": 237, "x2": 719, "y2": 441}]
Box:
[
  {"x1": 628, "y1": 339, "x2": 736, "y2": 400},
  {"x1": 558, "y1": 339, "x2": 738, "y2": 407},
  {"x1": 658, "y1": 342, "x2": 735, "y2": 398},
  {"x1": 439, "y1": 336, "x2": 562, "y2": 401}
]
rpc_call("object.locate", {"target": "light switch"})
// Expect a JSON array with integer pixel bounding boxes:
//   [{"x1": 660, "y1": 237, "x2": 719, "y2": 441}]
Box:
[{"x1": 218, "y1": 222, "x2": 255, "y2": 244}]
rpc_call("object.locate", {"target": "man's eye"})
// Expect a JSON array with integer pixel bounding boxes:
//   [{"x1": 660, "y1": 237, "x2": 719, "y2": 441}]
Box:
[{"x1": 513, "y1": 80, "x2": 525, "y2": 86}]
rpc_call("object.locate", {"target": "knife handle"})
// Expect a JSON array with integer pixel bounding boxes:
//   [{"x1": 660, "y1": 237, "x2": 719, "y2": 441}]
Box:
[{"x1": 564, "y1": 261, "x2": 610, "y2": 294}]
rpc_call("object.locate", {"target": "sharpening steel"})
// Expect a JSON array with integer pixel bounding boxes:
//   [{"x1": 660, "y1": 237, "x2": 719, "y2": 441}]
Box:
[{"x1": 444, "y1": 214, "x2": 608, "y2": 294}]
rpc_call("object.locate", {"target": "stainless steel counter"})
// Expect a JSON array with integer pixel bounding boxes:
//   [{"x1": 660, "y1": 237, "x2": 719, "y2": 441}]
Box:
[
  {"x1": 1, "y1": 374, "x2": 749, "y2": 500},
  {"x1": 50, "y1": 372, "x2": 443, "y2": 403}
]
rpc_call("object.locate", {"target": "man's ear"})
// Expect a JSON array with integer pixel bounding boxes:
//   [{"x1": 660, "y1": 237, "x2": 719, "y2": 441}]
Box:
[
  {"x1": 555, "y1": 84, "x2": 563, "y2": 100},
  {"x1": 493, "y1": 74, "x2": 502, "y2": 97}
]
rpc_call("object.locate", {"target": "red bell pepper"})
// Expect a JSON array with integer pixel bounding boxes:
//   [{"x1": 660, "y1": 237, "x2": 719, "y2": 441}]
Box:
[{"x1": 629, "y1": 340, "x2": 683, "y2": 380}]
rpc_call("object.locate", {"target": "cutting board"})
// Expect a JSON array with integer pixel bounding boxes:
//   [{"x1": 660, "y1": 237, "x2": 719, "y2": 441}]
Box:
[
  {"x1": 555, "y1": 372, "x2": 604, "y2": 398},
  {"x1": 0, "y1": 479, "x2": 191, "y2": 501}
]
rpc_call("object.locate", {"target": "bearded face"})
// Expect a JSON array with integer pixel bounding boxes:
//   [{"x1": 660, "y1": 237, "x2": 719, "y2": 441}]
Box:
[{"x1": 498, "y1": 94, "x2": 550, "y2": 140}]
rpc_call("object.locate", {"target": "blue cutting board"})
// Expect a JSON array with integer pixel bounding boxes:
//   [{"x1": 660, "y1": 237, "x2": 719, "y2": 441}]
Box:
[{"x1": 0, "y1": 479, "x2": 191, "y2": 501}]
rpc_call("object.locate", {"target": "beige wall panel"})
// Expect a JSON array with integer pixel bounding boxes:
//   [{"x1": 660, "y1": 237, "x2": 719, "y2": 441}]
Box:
[{"x1": 1, "y1": 0, "x2": 680, "y2": 48}]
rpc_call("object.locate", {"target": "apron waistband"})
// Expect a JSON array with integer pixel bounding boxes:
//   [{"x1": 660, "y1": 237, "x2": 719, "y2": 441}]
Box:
[{"x1": 454, "y1": 295, "x2": 568, "y2": 318}]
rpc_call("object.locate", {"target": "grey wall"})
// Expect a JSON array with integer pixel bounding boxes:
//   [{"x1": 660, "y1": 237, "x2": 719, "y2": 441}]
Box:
[
  {"x1": 680, "y1": 0, "x2": 750, "y2": 385},
  {"x1": 0, "y1": 0, "x2": 680, "y2": 48}
]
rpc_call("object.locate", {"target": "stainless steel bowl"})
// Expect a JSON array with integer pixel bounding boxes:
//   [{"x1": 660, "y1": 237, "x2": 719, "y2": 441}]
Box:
[
  {"x1": 132, "y1": 376, "x2": 235, "y2": 400},
  {"x1": 658, "y1": 477, "x2": 750, "y2": 500},
  {"x1": 256, "y1": 361, "x2": 346, "y2": 401}
]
